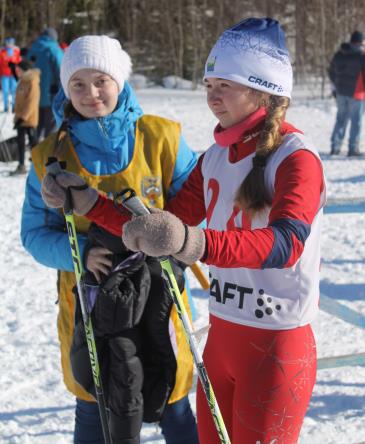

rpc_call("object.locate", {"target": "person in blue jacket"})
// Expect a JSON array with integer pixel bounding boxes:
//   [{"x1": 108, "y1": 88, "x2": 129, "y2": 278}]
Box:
[
  {"x1": 27, "y1": 27, "x2": 63, "y2": 139},
  {"x1": 21, "y1": 35, "x2": 199, "y2": 444}
]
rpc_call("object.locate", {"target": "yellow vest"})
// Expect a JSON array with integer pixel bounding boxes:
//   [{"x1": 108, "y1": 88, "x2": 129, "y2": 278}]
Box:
[{"x1": 32, "y1": 115, "x2": 194, "y2": 402}]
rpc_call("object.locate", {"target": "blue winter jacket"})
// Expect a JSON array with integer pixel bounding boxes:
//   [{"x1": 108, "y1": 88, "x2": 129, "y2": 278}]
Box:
[
  {"x1": 27, "y1": 35, "x2": 64, "y2": 107},
  {"x1": 21, "y1": 82, "x2": 198, "y2": 272}
]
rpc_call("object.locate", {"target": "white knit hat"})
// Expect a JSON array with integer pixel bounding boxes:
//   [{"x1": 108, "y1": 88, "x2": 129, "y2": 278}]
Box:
[
  {"x1": 204, "y1": 18, "x2": 292, "y2": 98},
  {"x1": 60, "y1": 35, "x2": 132, "y2": 98}
]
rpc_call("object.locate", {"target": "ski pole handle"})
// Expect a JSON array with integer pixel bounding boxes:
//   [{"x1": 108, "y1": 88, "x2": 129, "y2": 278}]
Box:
[
  {"x1": 45, "y1": 157, "x2": 73, "y2": 215},
  {"x1": 117, "y1": 188, "x2": 150, "y2": 216}
]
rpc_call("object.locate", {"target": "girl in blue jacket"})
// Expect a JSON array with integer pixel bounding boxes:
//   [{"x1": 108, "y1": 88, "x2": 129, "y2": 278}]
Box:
[{"x1": 21, "y1": 35, "x2": 198, "y2": 444}]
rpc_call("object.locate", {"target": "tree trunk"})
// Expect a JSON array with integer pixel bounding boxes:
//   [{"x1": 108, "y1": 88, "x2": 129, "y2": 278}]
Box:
[{"x1": 0, "y1": 0, "x2": 6, "y2": 44}]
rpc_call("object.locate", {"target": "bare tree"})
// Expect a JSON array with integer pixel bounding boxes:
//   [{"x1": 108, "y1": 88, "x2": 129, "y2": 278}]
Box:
[
  {"x1": 0, "y1": 0, "x2": 5, "y2": 44},
  {"x1": 1, "y1": 0, "x2": 365, "y2": 95}
]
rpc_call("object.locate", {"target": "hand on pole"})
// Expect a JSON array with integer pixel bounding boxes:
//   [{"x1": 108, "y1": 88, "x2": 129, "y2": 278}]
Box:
[
  {"x1": 41, "y1": 171, "x2": 99, "y2": 215},
  {"x1": 85, "y1": 246, "x2": 113, "y2": 283},
  {"x1": 122, "y1": 208, "x2": 206, "y2": 265}
]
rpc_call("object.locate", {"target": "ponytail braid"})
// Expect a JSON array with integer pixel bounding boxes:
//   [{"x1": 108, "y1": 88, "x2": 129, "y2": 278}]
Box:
[{"x1": 234, "y1": 95, "x2": 290, "y2": 213}]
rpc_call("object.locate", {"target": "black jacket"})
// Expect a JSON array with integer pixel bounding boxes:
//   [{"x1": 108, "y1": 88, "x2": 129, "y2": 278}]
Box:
[
  {"x1": 329, "y1": 43, "x2": 365, "y2": 98},
  {"x1": 70, "y1": 224, "x2": 185, "y2": 443}
]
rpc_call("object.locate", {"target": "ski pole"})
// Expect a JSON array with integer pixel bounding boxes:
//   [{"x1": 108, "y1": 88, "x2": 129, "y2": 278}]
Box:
[
  {"x1": 119, "y1": 188, "x2": 231, "y2": 444},
  {"x1": 45, "y1": 158, "x2": 112, "y2": 444},
  {"x1": 190, "y1": 262, "x2": 210, "y2": 290}
]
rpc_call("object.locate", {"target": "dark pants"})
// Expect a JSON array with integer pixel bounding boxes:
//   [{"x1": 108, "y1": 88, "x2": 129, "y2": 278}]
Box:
[
  {"x1": 17, "y1": 127, "x2": 38, "y2": 165},
  {"x1": 159, "y1": 396, "x2": 199, "y2": 444},
  {"x1": 74, "y1": 396, "x2": 199, "y2": 444},
  {"x1": 37, "y1": 106, "x2": 56, "y2": 139}
]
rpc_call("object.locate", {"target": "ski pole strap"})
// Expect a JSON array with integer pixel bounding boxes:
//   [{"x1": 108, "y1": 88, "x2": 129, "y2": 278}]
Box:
[
  {"x1": 64, "y1": 183, "x2": 89, "y2": 215},
  {"x1": 116, "y1": 188, "x2": 150, "y2": 216}
]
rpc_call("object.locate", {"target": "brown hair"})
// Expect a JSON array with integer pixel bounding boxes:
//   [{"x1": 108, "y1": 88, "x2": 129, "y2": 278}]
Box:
[
  {"x1": 53, "y1": 101, "x2": 84, "y2": 157},
  {"x1": 234, "y1": 95, "x2": 290, "y2": 213},
  {"x1": 63, "y1": 100, "x2": 83, "y2": 120}
]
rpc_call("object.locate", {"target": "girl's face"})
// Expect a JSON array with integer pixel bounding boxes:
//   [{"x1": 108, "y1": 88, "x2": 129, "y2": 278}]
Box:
[
  {"x1": 205, "y1": 78, "x2": 262, "y2": 128},
  {"x1": 68, "y1": 69, "x2": 119, "y2": 118}
]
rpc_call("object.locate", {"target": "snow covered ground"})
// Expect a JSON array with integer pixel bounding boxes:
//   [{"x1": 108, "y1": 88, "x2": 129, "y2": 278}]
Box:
[{"x1": 1, "y1": 87, "x2": 365, "y2": 443}]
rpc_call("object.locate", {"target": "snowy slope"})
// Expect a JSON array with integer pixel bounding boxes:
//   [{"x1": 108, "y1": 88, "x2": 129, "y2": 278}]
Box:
[{"x1": 0, "y1": 88, "x2": 365, "y2": 443}]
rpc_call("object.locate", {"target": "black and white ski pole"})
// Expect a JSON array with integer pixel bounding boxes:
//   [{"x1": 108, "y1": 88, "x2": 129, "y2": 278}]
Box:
[
  {"x1": 119, "y1": 188, "x2": 231, "y2": 444},
  {"x1": 45, "y1": 158, "x2": 112, "y2": 444}
]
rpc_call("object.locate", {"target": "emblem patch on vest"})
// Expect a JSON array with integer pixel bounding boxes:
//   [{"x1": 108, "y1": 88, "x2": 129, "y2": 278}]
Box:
[{"x1": 141, "y1": 176, "x2": 162, "y2": 206}]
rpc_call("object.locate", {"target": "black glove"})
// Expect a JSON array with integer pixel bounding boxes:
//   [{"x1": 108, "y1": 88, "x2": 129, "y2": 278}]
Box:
[
  {"x1": 13, "y1": 118, "x2": 23, "y2": 130},
  {"x1": 332, "y1": 90, "x2": 337, "y2": 98}
]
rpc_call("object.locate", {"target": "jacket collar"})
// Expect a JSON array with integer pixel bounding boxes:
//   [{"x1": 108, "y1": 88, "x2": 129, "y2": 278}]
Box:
[{"x1": 212, "y1": 107, "x2": 302, "y2": 163}]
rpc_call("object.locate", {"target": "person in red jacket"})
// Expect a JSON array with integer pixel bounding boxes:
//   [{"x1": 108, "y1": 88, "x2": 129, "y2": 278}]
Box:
[
  {"x1": 41, "y1": 18, "x2": 326, "y2": 443},
  {"x1": 0, "y1": 37, "x2": 21, "y2": 112},
  {"x1": 59, "y1": 41, "x2": 69, "y2": 51}
]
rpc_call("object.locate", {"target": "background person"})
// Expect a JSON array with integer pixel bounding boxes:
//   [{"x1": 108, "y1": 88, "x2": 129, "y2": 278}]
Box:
[
  {"x1": 329, "y1": 30, "x2": 365, "y2": 156},
  {"x1": 0, "y1": 36, "x2": 21, "y2": 112},
  {"x1": 27, "y1": 27, "x2": 63, "y2": 139},
  {"x1": 10, "y1": 59, "x2": 40, "y2": 175}
]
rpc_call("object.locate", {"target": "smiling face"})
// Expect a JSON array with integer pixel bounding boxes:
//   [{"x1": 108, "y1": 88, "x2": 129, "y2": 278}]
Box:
[
  {"x1": 68, "y1": 69, "x2": 119, "y2": 118},
  {"x1": 204, "y1": 78, "x2": 264, "y2": 128}
]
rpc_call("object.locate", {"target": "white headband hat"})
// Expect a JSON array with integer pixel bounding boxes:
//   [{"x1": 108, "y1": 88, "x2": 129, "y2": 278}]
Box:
[
  {"x1": 60, "y1": 35, "x2": 132, "y2": 98},
  {"x1": 204, "y1": 18, "x2": 292, "y2": 99}
]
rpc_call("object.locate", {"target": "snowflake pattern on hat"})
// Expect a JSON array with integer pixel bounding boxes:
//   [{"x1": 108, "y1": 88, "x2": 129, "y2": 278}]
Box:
[
  {"x1": 219, "y1": 32, "x2": 290, "y2": 68},
  {"x1": 204, "y1": 18, "x2": 293, "y2": 98}
]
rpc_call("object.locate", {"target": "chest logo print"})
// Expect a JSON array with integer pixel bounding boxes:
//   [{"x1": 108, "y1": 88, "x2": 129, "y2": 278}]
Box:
[
  {"x1": 255, "y1": 289, "x2": 282, "y2": 319},
  {"x1": 141, "y1": 175, "x2": 162, "y2": 206}
]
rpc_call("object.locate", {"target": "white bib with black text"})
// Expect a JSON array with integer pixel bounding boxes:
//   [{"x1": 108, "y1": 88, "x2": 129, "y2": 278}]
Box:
[{"x1": 202, "y1": 133, "x2": 326, "y2": 330}]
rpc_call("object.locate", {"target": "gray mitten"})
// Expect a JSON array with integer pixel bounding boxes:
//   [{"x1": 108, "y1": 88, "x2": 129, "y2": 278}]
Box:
[
  {"x1": 122, "y1": 209, "x2": 206, "y2": 265},
  {"x1": 41, "y1": 171, "x2": 99, "y2": 215}
]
